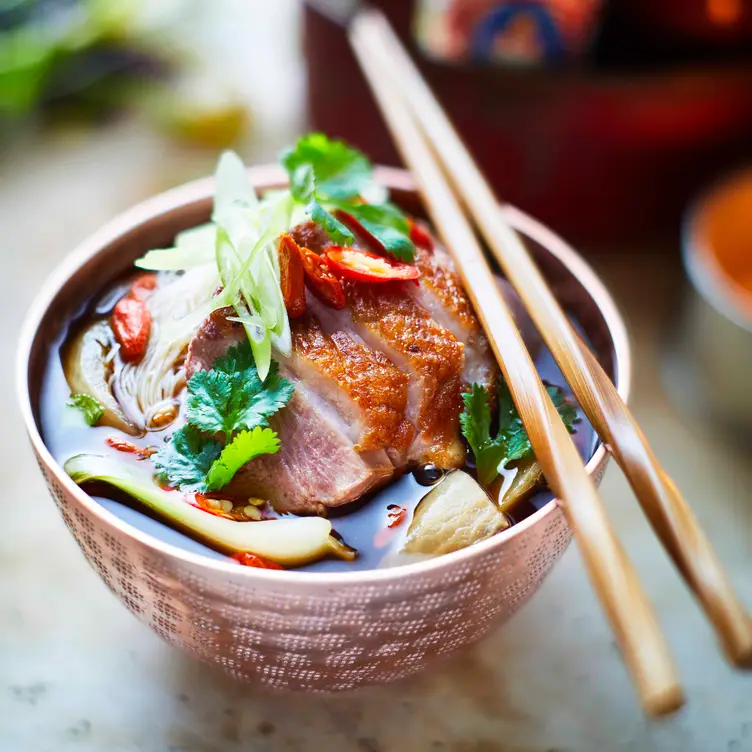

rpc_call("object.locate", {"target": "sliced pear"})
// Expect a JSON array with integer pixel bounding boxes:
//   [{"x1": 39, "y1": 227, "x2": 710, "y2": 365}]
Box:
[
  {"x1": 62, "y1": 320, "x2": 138, "y2": 435},
  {"x1": 64, "y1": 454, "x2": 353, "y2": 567}
]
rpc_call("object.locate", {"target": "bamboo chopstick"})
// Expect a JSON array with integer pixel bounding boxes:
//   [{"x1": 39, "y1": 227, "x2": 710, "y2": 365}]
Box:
[
  {"x1": 349, "y1": 15, "x2": 684, "y2": 717},
  {"x1": 359, "y1": 9, "x2": 752, "y2": 669}
]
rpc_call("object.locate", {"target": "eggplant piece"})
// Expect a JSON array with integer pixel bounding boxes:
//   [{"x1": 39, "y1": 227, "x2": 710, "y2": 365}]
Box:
[
  {"x1": 401, "y1": 470, "x2": 510, "y2": 557},
  {"x1": 62, "y1": 320, "x2": 139, "y2": 435},
  {"x1": 64, "y1": 454, "x2": 354, "y2": 567}
]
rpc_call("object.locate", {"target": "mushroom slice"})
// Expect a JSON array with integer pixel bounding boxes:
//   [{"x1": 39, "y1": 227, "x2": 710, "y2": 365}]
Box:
[{"x1": 62, "y1": 320, "x2": 138, "y2": 435}]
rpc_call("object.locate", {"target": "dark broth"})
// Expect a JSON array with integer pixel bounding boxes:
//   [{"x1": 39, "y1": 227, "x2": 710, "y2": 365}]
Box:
[{"x1": 40, "y1": 284, "x2": 599, "y2": 573}]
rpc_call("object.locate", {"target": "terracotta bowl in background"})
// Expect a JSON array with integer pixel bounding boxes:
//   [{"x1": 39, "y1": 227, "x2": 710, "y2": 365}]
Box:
[{"x1": 17, "y1": 167, "x2": 629, "y2": 691}]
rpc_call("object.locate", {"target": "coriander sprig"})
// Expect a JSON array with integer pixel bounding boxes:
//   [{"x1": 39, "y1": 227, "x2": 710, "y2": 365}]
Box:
[
  {"x1": 153, "y1": 341, "x2": 293, "y2": 493},
  {"x1": 460, "y1": 379, "x2": 578, "y2": 487},
  {"x1": 281, "y1": 133, "x2": 415, "y2": 262},
  {"x1": 67, "y1": 393, "x2": 105, "y2": 426}
]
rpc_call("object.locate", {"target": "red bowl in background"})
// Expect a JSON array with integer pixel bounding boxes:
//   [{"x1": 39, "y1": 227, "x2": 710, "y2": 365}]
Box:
[{"x1": 303, "y1": 1, "x2": 752, "y2": 248}]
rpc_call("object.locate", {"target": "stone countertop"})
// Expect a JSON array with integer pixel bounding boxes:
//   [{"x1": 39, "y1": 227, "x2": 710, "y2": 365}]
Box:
[{"x1": 1, "y1": 4, "x2": 750, "y2": 751}]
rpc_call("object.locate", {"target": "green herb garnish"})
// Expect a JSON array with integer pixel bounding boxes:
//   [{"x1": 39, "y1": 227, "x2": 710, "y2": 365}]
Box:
[
  {"x1": 153, "y1": 341, "x2": 293, "y2": 492},
  {"x1": 186, "y1": 346, "x2": 293, "y2": 436},
  {"x1": 67, "y1": 393, "x2": 105, "y2": 426},
  {"x1": 205, "y1": 427, "x2": 280, "y2": 491},
  {"x1": 460, "y1": 380, "x2": 578, "y2": 487},
  {"x1": 283, "y1": 132, "x2": 372, "y2": 201},
  {"x1": 281, "y1": 133, "x2": 415, "y2": 261},
  {"x1": 153, "y1": 425, "x2": 222, "y2": 492},
  {"x1": 308, "y1": 199, "x2": 355, "y2": 247}
]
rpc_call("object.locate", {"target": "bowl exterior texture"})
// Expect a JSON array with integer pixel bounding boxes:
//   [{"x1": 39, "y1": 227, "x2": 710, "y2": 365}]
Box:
[
  {"x1": 21, "y1": 167, "x2": 626, "y2": 691},
  {"x1": 35, "y1": 455, "x2": 606, "y2": 690}
]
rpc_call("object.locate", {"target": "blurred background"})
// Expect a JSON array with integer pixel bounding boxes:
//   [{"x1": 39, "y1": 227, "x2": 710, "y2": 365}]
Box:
[{"x1": 2, "y1": 1, "x2": 752, "y2": 750}]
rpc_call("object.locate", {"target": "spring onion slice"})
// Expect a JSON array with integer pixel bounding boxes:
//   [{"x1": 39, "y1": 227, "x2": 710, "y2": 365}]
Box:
[
  {"x1": 136, "y1": 151, "x2": 295, "y2": 376},
  {"x1": 135, "y1": 224, "x2": 217, "y2": 271}
]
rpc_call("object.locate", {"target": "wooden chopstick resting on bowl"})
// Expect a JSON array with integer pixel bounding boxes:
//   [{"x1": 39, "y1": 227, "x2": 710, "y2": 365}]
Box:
[
  {"x1": 355, "y1": 11, "x2": 752, "y2": 669},
  {"x1": 349, "y1": 15, "x2": 683, "y2": 718}
]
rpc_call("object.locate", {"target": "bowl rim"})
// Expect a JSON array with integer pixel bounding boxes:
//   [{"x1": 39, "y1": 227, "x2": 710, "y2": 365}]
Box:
[{"x1": 17, "y1": 165, "x2": 631, "y2": 585}]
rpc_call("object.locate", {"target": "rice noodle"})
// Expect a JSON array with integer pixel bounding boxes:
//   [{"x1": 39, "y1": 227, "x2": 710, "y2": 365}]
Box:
[{"x1": 112, "y1": 266, "x2": 219, "y2": 431}]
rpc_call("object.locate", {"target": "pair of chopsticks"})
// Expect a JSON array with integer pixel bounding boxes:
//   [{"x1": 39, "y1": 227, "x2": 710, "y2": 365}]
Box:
[{"x1": 347, "y1": 9, "x2": 752, "y2": 716}]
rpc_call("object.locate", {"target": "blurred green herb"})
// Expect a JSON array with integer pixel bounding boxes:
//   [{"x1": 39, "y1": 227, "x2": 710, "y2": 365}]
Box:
[{"x1": 281, "y1": 133, "x2": 415, "y2": 261}]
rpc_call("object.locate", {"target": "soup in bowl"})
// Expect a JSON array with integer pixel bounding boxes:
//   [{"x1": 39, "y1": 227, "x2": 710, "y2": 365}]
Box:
[{"x1": 18, "y1": 136, "x2": 628, "y2": 690}]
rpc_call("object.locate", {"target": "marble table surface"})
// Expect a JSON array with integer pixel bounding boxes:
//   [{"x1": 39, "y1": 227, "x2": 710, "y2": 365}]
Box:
[{"x1": 1, "y1": 4, "x2": 750, "y2": 750}]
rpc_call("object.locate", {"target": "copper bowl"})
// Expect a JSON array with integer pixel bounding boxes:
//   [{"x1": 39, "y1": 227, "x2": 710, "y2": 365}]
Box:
[{"x1": 17, "y1": 167, "x2": 630, "y2": 691}]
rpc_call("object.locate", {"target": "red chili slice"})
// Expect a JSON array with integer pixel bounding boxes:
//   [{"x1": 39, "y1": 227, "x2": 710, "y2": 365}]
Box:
[
  {"x1": 408, "y1": 219, "x2": 434, "y2": 251},
  {"x1": 106, "y1": 436, "x2": 156, "y2": 459},
  {"x1": 299, "y1": 247, "x2": 346, "y2": 309},
  {"x1": 278, "y1": 235, "x2": 307, "y2": 318},
  {"x1": 232, "y1": 552, "x2": 284, "y2": 570},
  {"x1": 387, "y1": 504, "x2": 407, "y2": 528},
  {"x1": 324, "y1": 246, "x2": 420, "y2": 283}
]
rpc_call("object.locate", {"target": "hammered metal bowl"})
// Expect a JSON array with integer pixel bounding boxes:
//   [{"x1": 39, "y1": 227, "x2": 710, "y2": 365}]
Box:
[{"x1": 18, "y1": 167, "x2": 629, "y2": 691}]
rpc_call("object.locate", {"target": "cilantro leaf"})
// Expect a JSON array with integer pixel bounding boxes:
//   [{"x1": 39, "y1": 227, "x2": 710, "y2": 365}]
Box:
[
  {"x1": 347, "y1": 201, "x2": 410, "y2": 233},
  {"x1": 67, "y1": 394, "x2": 105, "y2": 426},
  {"x1": 235, "y1": 364, "x2": 295, "y2": 431},
  {"x1": 187, "y1": 343, "x2": 294, "y2": 436},
  {"x1": 213, "y1": 339, "x2": 256, "y2": 374},
  {"x1": 281, "y1": 133, "x2": 372, "y2": 201},
  {"x1": 154, "y1": 341, "x2": 294, "y2": 493},
  {"x1": 459, "y1": 383, "x2": 492, "y2": 460},
  {"x1": 309, "y1": 201, "x2": 354, "y2": 246},
  {"x1": 460, "y1": 385, "x2": 507, "y2": 487},
  {"x1": 186, "y1": 370, "x2": 236, "y2": 435},
  {"x1": 289, "y1": 164, "x2": 316, "y2": 204},
  {"x1": 342, "y1": 202, "x2": 415, "y2": 262},
  {"x1": 460, "y1": 380, "x2": 579, "y2": 487},
  {"x1": 153, "y1": 425, "x2": 222, "y2": 492},
  {"x1": 281, "y1": 133, "x2": 415, "y2": 261},
  {"x1": 205, "y1": 427, "x2": 281, "y2": 491},
  {"x1": 496, "y1": 377, "x2": 517, "y2": 433},
  {"x1": 547, "y1": 384, "x2": 578, "y2": 430}
]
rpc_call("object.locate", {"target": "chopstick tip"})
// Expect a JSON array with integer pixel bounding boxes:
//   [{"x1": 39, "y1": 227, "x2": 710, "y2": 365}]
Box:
[{"x1": 645, "y1": 684, "x2": 685, "y2": 718}]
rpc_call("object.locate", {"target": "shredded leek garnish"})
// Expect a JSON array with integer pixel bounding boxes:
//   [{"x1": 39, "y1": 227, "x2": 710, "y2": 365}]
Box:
[{"x1": 136, "y1": 150, "x2": 293, "y2": 380}]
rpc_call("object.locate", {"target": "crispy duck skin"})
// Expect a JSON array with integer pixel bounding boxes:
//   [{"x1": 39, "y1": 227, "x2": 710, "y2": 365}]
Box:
[
  {"x1": 340, "y1": 280, "x2": 466, "y2": 467},
  {"x1": 411, "y1": 244, "x2": 498, "y2": 393},
  {"x1": 186, "y1": 310, "x2": 396, "y2": 514},
  {"x1": 290, "y1": 314, "x2": 413, "y2": 455},
  {"x1": 183, "y1": 217, "x2": 504, "y2": 511}
]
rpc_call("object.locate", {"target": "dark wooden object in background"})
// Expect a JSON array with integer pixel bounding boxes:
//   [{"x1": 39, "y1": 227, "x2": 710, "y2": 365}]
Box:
[{"x1": 304, "y1": 0, "x2": 752, "y2": 247}]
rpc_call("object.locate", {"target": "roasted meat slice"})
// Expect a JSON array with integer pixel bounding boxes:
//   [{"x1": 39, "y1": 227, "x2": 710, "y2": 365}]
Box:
[
  {"x1": 185, "y1": 307, "x2": 403, "y2": 513},
  {"x1": 309, "y1": 283, "x2": 466, "y2": 468},
  {"x1": 185, "y1": 307, "x2": 244, "y2": 378},
  {"x1": 344, "y1": 281, "x2": 466, "y2": 467},
  {"x1": 289, "y1": 314, "x2": 413, "y2": 456},
  {"x1": 411, "y1": 244, "x2": 498, "y2": 392},
  {"x1": 224, "y1": 381, "x2": 394, "y2": 515}
]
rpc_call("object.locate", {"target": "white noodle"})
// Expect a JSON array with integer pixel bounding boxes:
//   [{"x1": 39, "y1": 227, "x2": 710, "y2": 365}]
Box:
[{"x1": 113, "y1": 266, "x2": 219, "y2": 431}]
